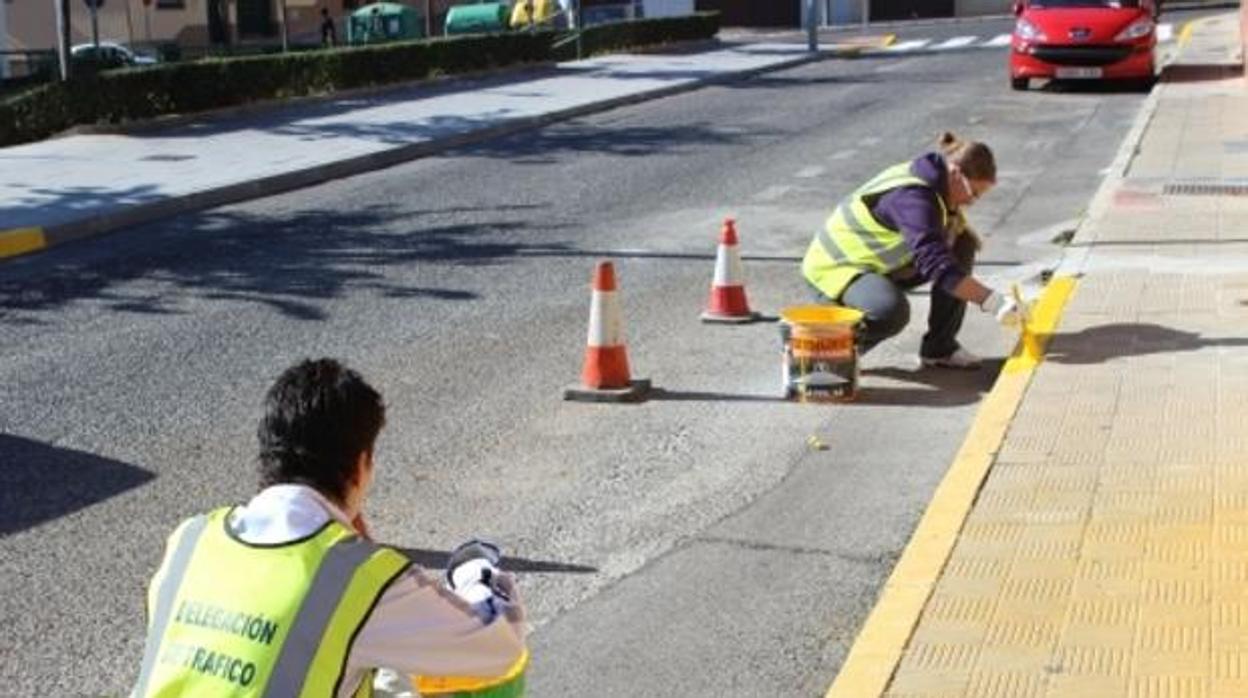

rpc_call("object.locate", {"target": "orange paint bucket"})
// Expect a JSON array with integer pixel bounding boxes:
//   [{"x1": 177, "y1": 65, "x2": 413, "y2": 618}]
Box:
[{"x1": 780, "y1": 305, "x2": 864, "y2": 403}]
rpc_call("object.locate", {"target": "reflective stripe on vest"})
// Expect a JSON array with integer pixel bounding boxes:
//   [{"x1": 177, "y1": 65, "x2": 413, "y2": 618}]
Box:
[
  {"x1": 135, "y1": 507, "x2": 410, "y2": 698},
  {"x1": 804, "y1": 162, "x2": 948, "y2": 300}
]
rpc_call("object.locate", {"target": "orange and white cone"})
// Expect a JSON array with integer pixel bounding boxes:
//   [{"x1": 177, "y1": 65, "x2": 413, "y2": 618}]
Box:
[
  {"x1": 701, "y1": 218, "x2": 758, "y2": 323},
  {"x1": 564, "y1": 261, "x2": 650, "y2": 402}
]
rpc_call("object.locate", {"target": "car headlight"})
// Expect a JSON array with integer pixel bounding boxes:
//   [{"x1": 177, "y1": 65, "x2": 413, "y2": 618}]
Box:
[
  {"x1": 1015, "y1": 18, "x2": 1047, "y2": 42},
  {"x1": 1115, "y1": 17, "x2": 1154, "y2": 41}
]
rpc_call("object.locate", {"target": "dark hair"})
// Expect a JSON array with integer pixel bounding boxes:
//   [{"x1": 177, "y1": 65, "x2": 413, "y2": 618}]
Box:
[
  {"x1": 938, "y1": 131, "x2": 997, "y2": 183},
  {"x1": 257, "y1": 358, "x2": 385, "y2": 503}
]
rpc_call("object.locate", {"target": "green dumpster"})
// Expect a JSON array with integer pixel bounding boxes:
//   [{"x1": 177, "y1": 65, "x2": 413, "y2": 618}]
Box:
[
  {"x1": 347, "y1": 2, "x2": 424, "y2": 44},
  {"x1": 444, "y1": 3, "x2": 510, "y2": 35}
]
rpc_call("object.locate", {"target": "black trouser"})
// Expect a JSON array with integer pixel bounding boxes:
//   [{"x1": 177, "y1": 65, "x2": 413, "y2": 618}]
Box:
[{"x1": 824, "y1": 233, "x2": 976, "y2": 358}]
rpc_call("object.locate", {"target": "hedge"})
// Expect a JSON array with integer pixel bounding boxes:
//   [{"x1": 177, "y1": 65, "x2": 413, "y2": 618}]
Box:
[
  {"x1": 554, "y1": 12, "x2": 720, "y2": 61},
  {"x1": 0, "y1": 12, "x2": 719, "y2": 148}
]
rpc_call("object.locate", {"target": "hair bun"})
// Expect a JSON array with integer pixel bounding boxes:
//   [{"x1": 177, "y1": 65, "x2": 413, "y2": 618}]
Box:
[{"x1": 938, "y1": 131, "x2": 960, "y2": 148}]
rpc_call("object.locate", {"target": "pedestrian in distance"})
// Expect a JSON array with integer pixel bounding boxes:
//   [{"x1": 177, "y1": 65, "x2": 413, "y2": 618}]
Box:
[
  {"x1": 320, "y1": 7, "x2": 338, "y2": 47},
  {"x1": 131, "y1": 358, "x2": 527, "y2": 697},
  {"x1": 801, "y1": 132, "x2": 1027, "y2": 369}
]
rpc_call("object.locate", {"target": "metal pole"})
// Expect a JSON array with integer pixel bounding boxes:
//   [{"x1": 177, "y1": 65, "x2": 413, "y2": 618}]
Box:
[
  {"x1": 145, "y1": 3, "x2": 151, "y2": 43},
  {"x1": 279, "y1": 0, "x2": 289, "y2": 51},
  {"x1": 861, "y1": 0, "x2": 867, "y2": 32},
  {"x1": 424, "y1": 0, "x2": 431, "y2": 37},
  {"x1": 125, "y1": 0, "x2": 136, "y2": 46},
  {"x1": 91, "y1": 3, "x2": 100, "y2": 50},
  {"x1": 56, "y1": 0, "x2": 71, "y2": 79},
  {"x1": 806, "y1": 0, "x2": 817, "y2": 51},
  {"x1": 0, "y1": 0, "x2": 9, "y2": 79}
]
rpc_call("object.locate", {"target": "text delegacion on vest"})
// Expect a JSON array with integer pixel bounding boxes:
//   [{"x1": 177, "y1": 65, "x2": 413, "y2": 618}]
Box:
[{"x1": 175, "y1": 599, "x2": 280, "y2": 645}]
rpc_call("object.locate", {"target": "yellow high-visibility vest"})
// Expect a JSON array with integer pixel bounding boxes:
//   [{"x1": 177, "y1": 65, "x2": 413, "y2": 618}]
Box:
[
  {"x1": 802, "y1": 161, "x2": 948, "y2": 300},
  {"x1": 133, "y1": 507, "x2": 410, "y2": 698}
]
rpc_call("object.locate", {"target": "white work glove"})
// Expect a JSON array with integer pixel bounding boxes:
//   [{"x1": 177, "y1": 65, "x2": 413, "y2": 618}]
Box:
[
  {"x1": 446, "y1": 539, "x2": 516, "y2": 623},
  {"x1": 980, "y1": 290, "x2": 1026, "y2": 328}
]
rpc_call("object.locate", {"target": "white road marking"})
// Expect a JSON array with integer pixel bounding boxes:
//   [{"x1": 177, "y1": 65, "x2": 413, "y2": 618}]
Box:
[
  {"x1": 829, "y1": 149, "x2": 856, "y2": 161},
  {"x1": 795, "y1": 166, "x2": 826, "y2": 179},
  {"x1": 931, "y1": 35, "x2": 977, "y2": 50},
  {"x1": 860, "y1": 136, "x2": 882, "y2": 147},
  {"x1": 985, "y1": 33, "x2": 1013, "y2": 47},
  {"x1": 1157, "y1": 23, "x2": 1173, "y2": 43},
  {"x1": 886, "y1": 39, "x2": 930, "y2": 52},
  {"x1": 755, "y1": 184, "x2": 795, "y2": 202}
]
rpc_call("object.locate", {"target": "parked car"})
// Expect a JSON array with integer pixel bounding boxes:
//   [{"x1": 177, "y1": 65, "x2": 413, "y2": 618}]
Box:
[
  {"x1": 1009, "y1": 0, "x2": 1159, "y2": 90},
  {"x1": 70, "y1": 42, "x2": 159, "y2": 69}
]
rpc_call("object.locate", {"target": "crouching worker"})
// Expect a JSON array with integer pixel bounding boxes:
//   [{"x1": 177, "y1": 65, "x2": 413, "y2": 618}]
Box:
[
  {"x1": 802, "y1": 132, "x2": 1026, "y2": 369},
  {"x1": 131, "y1": 358, "x2": 526, "y2": 697}
]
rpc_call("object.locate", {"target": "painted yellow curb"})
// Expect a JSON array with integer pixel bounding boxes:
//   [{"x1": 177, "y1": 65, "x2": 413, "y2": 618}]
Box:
[
  {"x1": 824, "y1": 276, "x2": 1077, "y2": 698},
  {"x1": 1178, "y1": 18, "x2": 1195, "y2": 48},
  {"x1": 0, "y1": 227, "x2": 47, "y2": 260}
]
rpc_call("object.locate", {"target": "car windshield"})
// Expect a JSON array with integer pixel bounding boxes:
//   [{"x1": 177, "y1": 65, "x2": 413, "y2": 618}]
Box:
[{"x1": 1030, "y1": 0, "x2": 1140, "y2": 6}]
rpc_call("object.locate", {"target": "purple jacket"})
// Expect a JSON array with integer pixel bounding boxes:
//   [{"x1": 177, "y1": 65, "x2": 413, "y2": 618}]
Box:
[{"x1": 866, "y1": 153, "x2": 965, "y2": 293}]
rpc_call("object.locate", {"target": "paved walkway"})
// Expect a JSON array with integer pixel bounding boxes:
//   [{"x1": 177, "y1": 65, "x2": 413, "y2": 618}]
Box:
[
  {"x1": 0, "y1": 41, "x2": 852, "y2": 259},
  {"x1": 830, "y1": 12, "x2": 1248, "y2": 698}
]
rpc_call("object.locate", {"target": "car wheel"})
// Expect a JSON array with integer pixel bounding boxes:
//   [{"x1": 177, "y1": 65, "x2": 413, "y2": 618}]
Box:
[{"x1": 1010, "y1": 76, "x2": 1028, "y2": 91}]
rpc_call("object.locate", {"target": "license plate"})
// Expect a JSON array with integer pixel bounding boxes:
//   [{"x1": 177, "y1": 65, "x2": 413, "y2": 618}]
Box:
[{"x1": 1055, "y1": 67, "x2": 1103, "y2": 79}]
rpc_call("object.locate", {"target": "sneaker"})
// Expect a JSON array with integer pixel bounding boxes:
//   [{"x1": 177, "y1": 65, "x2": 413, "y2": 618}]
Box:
[{"x1": 920, "y1": 347, "x2": 982, "y2": 370}]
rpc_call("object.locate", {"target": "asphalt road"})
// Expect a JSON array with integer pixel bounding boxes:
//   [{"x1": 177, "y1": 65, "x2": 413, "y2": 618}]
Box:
[{"x1": 0, "y1": 16, "x2": 1174, "y2": 695}]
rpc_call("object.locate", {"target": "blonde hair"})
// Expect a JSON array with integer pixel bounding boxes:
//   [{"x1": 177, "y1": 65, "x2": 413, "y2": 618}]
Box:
[{"x1": 938, "y1": 131, "x2": 996, "y2": 183}]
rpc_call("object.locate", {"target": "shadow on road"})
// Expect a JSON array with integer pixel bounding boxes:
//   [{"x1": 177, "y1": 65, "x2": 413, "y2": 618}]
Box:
[
  {"x1": 0, "y1": 204, "x2": 569, "y2": 321},
  {"x1": 859, "y1": 360, "x2": 1003, "y2": 406},
  {"x1": 0, "y1": 433, "x2": 155, "y2": 536}
]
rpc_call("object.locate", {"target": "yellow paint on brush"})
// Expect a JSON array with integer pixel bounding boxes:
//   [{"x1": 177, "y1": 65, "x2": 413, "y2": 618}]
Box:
[
  {"x1": 0, "y1": 227, "x2": 46, "y2": 259},
  {"x1": 1004, "y1": 276, "x2": 1075, "y2": 373},
  {"x1": 824, "y1": 276, "x2": 1078, "y2": 698}
]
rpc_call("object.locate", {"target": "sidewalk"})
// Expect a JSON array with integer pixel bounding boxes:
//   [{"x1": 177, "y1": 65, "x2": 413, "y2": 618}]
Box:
[
  {"x1": 830, "y1": 11, "x2": 1248, "y2": 698},
  {"x1": 0, "y1": 41, "x2": 862, "y2": 261}
]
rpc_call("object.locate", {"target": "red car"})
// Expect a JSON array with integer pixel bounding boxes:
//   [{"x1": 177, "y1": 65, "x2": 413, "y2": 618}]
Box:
[{"x1": 1010, "y1": 0, "x2": 1160, "y2": 90}]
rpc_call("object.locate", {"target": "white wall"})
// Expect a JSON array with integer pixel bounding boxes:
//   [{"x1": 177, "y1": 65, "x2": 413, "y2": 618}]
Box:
[{"x1": 643, "y1": 0, "x2": 693, "y2": 18}]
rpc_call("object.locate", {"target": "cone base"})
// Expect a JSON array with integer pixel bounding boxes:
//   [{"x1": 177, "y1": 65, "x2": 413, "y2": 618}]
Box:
[
  {"x1": 700, "y1": 310, "x2": 761, "y2": 324},
  {"x1": 563, "y1": 379, "x2": 652, "y2": 403}
]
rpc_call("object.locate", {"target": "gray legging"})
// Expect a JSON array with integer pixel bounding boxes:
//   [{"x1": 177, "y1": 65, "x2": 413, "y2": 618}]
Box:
[{"x1": 824, "y1": 233, "x2": 976, "y2": 359}]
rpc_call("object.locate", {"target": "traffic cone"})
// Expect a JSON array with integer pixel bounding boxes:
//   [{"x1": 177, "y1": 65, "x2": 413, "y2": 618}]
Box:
[
  {"x1": 701, "y1": 218, "x2": 759, "y2": 323},
  {"x1": 563, "y1": 261, "x2": 651, "y2": 403}
]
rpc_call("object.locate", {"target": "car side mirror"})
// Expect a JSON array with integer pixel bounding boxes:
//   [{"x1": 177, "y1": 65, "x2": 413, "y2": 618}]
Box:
[{"x1": 1012, "y1": 1, "x2": 1024, "y2": 16}]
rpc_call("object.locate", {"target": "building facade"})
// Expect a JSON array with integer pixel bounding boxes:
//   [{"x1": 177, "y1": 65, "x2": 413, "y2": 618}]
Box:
[
  {"x1": 2, "y1": 0, "x2": 516, "y2": 60},
  {"x1": 697, "y1": 0, "x2": 1013, "y2": 27}
]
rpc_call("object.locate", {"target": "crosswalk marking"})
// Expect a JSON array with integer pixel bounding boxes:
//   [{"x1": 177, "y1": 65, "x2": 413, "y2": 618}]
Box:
[
  {"x1": 869, "y1": 22, "x2": 1173, "y2": 55},
  {"x1": 885, "y1": 39, "x2": 930, "y2": 52},
  {"x1": 931, "y1": 35, "x2": 977, "y2": 50}
]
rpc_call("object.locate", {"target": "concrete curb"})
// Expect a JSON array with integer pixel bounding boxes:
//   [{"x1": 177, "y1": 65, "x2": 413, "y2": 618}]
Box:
[
  {"x1": 3, "y1": 46, "x2": 842, "y2": 262},
  {"x1": 823, "y1": 277, "x2": 1078, "y2": 698}
]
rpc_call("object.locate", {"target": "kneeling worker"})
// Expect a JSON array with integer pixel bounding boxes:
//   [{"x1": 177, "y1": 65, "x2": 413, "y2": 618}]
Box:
[
  {"x1": 131, "y1": 358, "x2": 526, "y2": 697},
  {"x1": 802, "y1": 132, "x2": 1025, "y2": 368}
]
